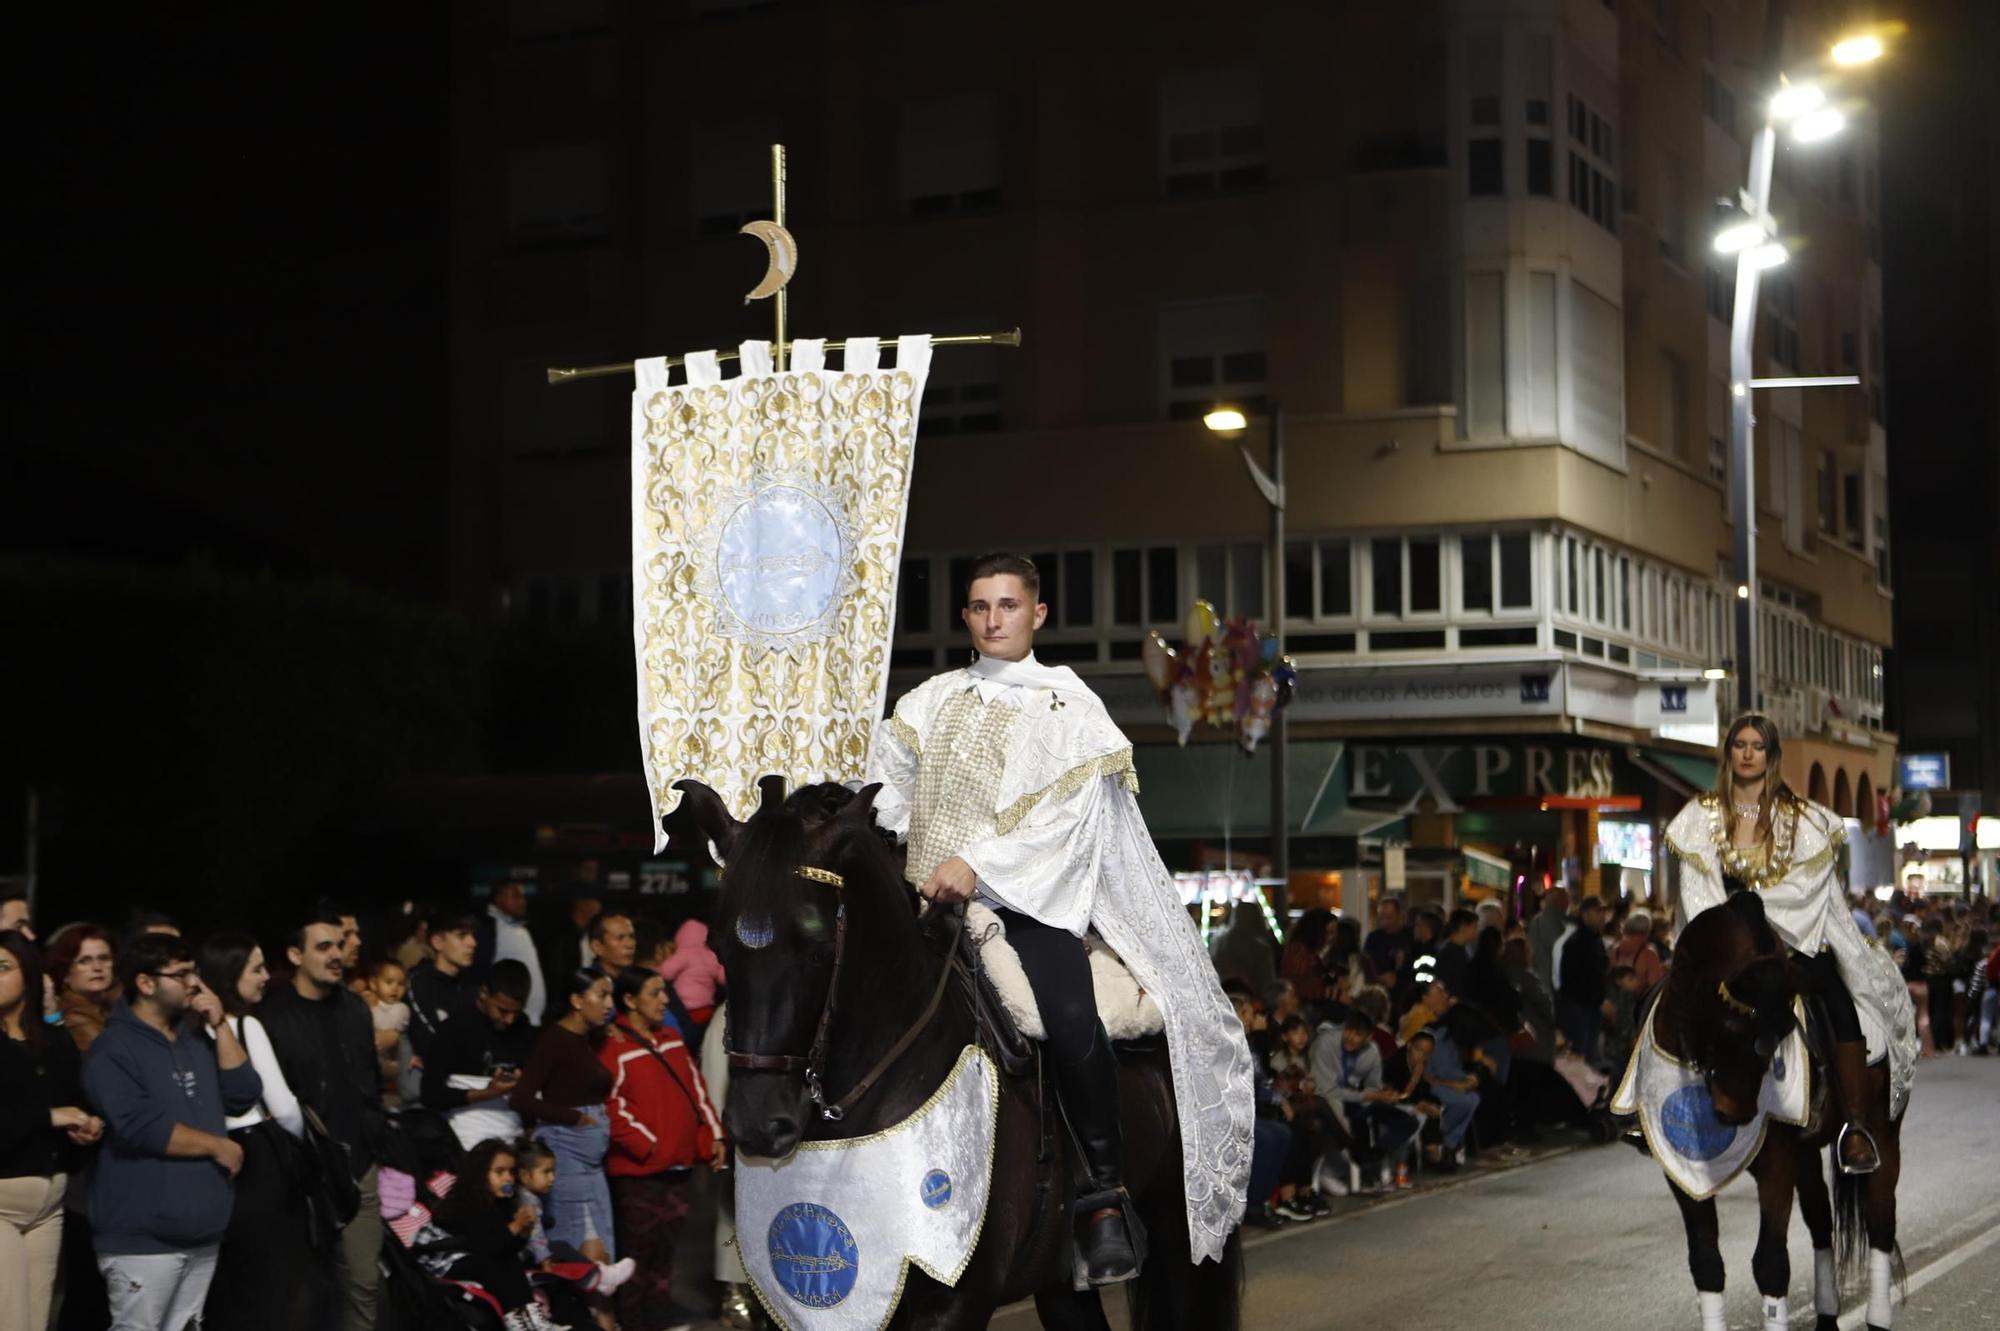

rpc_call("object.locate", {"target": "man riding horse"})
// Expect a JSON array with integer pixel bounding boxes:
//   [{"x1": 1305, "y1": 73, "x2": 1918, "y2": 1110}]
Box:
[{"x1": 864, "y1": 552, "x2": 1255, "y2": 1285}]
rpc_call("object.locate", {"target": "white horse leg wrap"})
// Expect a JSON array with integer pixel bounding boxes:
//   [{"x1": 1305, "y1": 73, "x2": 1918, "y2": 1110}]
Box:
[
  {"x1": 1763, "y1": 1294, "x2": 1789, "y2": 1329},
  {"x1": 1814, "y1": 1248, "x2": 1839, "y2": 1317},
  {"x1": 1700, "y1": 1290, "x2": 1727, "y2": 1331},
  {"x1": 1868, "y1": 1249, "x2": 1894, "y2": 1327}
]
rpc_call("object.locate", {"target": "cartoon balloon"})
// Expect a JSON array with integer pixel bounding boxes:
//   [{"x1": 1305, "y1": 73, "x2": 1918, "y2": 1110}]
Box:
[
  {"x1": 1184, "y1": 599, "x2": 1217, "y2": 646},
  {"x1": 1168, "y1": 679, "x2": 1197, "y2": 746},
  {"x1": 1142, "y1": 631, "x2": 1179, "y2": 694},
  {"x1": 1271, "y1": 657, "x2": 1298, "y2": 709},
  {"x1": 1240, "y1": 674, "x2": 1277, "y2": 753}
]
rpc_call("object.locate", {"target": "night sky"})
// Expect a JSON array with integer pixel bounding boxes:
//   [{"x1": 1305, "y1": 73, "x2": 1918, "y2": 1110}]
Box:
[{"x1": 4, "y1": 3, "x2": 1995, "y2": 925}]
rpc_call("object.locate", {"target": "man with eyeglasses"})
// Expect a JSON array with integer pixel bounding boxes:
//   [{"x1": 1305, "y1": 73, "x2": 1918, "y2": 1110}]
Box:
[{"x1": 81, "y1": 932, "x2": 261, "y2": 1331}]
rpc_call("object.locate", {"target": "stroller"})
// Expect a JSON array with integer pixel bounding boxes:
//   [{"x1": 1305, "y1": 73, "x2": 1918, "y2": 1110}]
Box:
[{"x1": 378, "y1": 1165, "x2": 599, "y2": 1331}]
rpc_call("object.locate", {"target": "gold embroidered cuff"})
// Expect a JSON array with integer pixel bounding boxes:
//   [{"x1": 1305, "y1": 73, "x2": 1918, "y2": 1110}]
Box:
[
  {"x1": 888, "y1": 714, "x2": 921, "y2": 757},
  {"x1": 994, "y1": 748, "x2": 1140, "y2": 835}
]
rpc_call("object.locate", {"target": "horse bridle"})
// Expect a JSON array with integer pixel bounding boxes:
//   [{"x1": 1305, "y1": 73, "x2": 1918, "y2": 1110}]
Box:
[{"x1": 726, "y1": 864, "x2": 965, "y2": 1123}]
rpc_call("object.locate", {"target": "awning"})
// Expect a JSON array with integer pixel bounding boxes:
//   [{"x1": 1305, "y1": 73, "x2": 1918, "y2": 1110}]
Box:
[{"x1": 1629, "y1": 747, "x2": 1717, "y2": 799}]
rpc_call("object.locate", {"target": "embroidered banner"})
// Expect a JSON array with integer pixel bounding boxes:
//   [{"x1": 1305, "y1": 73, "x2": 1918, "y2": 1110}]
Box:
[
  {"x1": 735, "y1": 1044, "x2": 997, "y2": 1331},
  {"x1": 631, "y1": 335, "x2": 933, "y2": 847}
]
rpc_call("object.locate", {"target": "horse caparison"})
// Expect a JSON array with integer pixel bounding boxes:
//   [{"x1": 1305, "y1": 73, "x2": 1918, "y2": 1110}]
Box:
[
  {"x1": 1652, "y1": 893, "x2": 1904, "y2": 1330},
  {"x1": 676, "y1": 778, "x2": 1243, "y2": 1330}
]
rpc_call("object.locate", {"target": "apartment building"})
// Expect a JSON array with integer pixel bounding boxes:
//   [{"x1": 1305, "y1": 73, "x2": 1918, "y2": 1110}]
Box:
[{"x1": 450, "y1": 0, "x2": 1899, "y2": 903}]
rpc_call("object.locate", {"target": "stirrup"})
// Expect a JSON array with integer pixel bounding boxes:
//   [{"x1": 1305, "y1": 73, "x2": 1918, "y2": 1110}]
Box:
[{"x1": 1836, "y1": 1122, "x2": 1880, "y2": 1176}]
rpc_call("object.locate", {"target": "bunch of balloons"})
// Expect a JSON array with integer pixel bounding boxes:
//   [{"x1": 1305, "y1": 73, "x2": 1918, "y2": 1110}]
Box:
[{"x1": 1141, "y1": 599, "x2": 1297, "y2": 753}]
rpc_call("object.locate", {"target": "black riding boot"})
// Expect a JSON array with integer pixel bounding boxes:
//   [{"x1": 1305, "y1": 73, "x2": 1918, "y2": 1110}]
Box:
[
  {"x1": 1056, "y1": 1025, "x2": 1140, "y2": 1286},
  {"x1": 1833, "y1": 1039, "x2": 1880, "y2": 1175}
]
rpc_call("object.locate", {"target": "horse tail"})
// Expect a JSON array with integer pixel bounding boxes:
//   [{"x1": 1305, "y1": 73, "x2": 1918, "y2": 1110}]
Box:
[
  {"x1": 1125, "y1": 1225, "x2": 1243, "y2": 1331},
  {"x1": 1831, "y1": 1150, "x2": 1868, "y2": 1291}
]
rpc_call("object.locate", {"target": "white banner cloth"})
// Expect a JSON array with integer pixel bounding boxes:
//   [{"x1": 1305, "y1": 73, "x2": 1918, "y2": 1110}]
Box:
[
  {"x1": 736, "y1": 1044, "x2": 997, "y2": 1331},
  {"x1": 1612, "y1": 999, "x2": 1810, "y2": 1201},
  {"x1": 630, "y1": 336, "x2": 934, "y2": 847}
]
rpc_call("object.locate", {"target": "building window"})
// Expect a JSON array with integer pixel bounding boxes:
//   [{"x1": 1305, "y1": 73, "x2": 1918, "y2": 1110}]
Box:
[
  {"x1": 1160, "y1": 297, "x2": 1267, "y2": 422},
  {"x1": 1524, "y1": 35, "x2": 1554, "y2": 197},
  {"x1": 1567, "y1": 95, "x2": 1619, "y2": 234},
  {"x1": 1026, "y1": 550, "x2": 1097, "y2": 630},
  {"x1": 1705, "y1": 264, "x2": 1732, "y2": 323},
  {"x1": 1194, "y1": 543, "x2": 1266, "y2": 621},
  {"x1": 1658, "y1": 351, "x2": 1688, "y2": 460},
  {"x1": 1658, "y1": 152, "x2": 1687, "y2": 263},
  {"x1": 1319, "y1": 540, "x2": 1354, "y2": 618},
  {"x1": 1371, "y1": 537, "x2": 1402, "y2": 618},
  {"x1": 1458, "y1": 531, "x2": 1536, "y2": 615},
  {"x1": 901, "y1": 94, "x2": 1002, "y2": 217},
  {"x1": 1462, "y1": 535, "x2": 1492, "y2": 612},
  {"x1": 1110, "y1": 546, "x2": 1180, "y2": 628},
  {"x1": 1565, "y1": 537, "x2": 1580, "y2": 616},
  {"x1": 1843, "y1": 472, "x2": 1864, "y2": 547},
  {"x1": 507, "y1": 144, "x2": 611, "y2": 252},
  {"x1": 1466, "y1": 272, "x2": 1506, "y2": 437},
  {"x1": 1469, "y1": 140, "x2": 1504, "y2": 195},
  {"x1": 1363, "y1": 536, "x2": 1444, "y2": 620},
  {"x1": 1466, "y1": 33, "x2": 1502, "y2": 197},
  {"x1": 1571, "y1": 281, "x2": 1624, "y2": 457},
  {"x1": 1161, "y1": 68, "x2": 1265, "y2": 198},
  {"x1": 690, "y1": 114, "x2": 781, "y2": 237},
  {"x1": 1817, "y1": 451, "x2": 1837, "y2": 534},
  {"x1": 1527, "y1": 273, "x2": 1559, "y2": 435},
  {"x1": 1708, "y1": 375, "x2": 1730, "y2": 485},
  {"x1": 919, "y1": 337, "x2": 1004, "y2": 435},
  {"x1": 1409, "y1": 538, "x2": 1442, "y2": 614}
]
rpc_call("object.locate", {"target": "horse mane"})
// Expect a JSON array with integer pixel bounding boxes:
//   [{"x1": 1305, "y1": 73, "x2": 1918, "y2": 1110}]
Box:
[
  {"x1": 717, "y1": 782, "x2": 926, "y2": 955},
  {"x1": 1663, "y1": 891, "x2": 1793, "y2": 1058}
]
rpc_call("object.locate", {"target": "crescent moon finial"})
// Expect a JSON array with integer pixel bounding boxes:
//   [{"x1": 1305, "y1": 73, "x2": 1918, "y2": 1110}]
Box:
[{"x1": 739, "y1": 220, "x2": 798, "y2": 304}]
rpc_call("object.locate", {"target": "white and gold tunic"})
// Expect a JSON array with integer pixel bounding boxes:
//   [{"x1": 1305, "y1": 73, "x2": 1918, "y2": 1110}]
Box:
[
  {"x1": 1666, "y1": 792, "x2": 1917, "y2": 1117},
  {"x1": 865, "y1": 653, "x2": 1253, "y2": 1263}
]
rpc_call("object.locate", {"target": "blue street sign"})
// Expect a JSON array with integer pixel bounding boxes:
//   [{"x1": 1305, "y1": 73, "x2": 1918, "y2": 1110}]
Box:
[{"x1": 1898, "y1": 753, "x2": 1951, "y2": 791}]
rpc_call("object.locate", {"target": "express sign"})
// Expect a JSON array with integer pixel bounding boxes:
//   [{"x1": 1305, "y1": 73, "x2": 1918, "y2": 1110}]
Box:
[{"x1": 1347, "y1": 743, "x2": 1623, "y2": 813}]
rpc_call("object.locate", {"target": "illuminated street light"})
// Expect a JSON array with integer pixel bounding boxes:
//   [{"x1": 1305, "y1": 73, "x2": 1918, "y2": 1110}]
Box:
[
  {"x1": 1831, "y1": 34, "x2": 1886, "y2": 66},
  {"x1": 1791, "y1": 106, "x2": 1848, "y2": 143},
  {"x1": 1768, "y1": 83, "x2": 1827, "y2": 121},
  {"x1": 1747, "y1": 241, "x2": 1790, "y2": 270},
  {"x1": 1713, "y1": 219, "x2": 1769, "y2": 255},
  {"x1": 1202, "y1": 407, "x2": 1247, "y2": 434}
]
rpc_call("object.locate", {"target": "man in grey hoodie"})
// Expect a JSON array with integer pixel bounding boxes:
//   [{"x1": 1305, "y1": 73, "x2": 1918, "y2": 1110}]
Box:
[{"x1": 82, "y1": 932, "x2": 260, "y2": 1331}]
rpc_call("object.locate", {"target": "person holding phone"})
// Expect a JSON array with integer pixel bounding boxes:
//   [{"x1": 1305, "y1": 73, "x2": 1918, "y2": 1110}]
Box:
[
  {"x1": 81, "y1": 932, "x2": 261, "y2": 1331},
  {"x1": 420, "y1": 960, "x2": 538, "y2": 1152}
]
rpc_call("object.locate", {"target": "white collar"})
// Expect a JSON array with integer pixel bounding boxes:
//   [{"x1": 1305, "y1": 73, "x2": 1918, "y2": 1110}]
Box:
[{"x1": 966, "y1": 651, "x2": 1085, "y2": 703}]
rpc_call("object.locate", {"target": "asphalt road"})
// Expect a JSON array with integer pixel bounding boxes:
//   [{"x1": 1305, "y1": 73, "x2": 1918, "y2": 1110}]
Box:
[{"x1": 984, "y1": 1052, "x2": 1999, "y2": 1331}]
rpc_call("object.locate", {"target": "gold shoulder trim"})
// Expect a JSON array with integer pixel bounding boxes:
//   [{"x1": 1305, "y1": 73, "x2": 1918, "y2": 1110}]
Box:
[
  {"x1": 1664, "y1": 829, "x2": 1707, "y2": 864},
  {"x1": 1697, "y1": 791, "x2": 1722, "y2": 810},
  {"x1": 888, "y1": 714, "x2": 921, "y2": 757},
  {"x1": 994, "y1": 747, "x2": 1140, "y2": 835}
]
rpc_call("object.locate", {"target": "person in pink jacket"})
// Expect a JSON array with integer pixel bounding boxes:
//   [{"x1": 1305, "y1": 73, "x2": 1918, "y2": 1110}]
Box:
[{"x1": 655, "y1": 920, "x2": 725, "y2": 1039}]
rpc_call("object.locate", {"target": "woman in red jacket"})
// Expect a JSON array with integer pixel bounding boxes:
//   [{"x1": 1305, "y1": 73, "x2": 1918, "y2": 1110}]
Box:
[{"x1": 599, "y1": 966, "x2": 726, "y2": 1331}]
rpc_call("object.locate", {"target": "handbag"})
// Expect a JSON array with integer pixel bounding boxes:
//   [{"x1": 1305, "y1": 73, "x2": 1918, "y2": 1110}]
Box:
[
  {"x1": 296, "y1": 1101, "x2": 361, "y2": 1249},
  {"x1": 236, "y1": 1016, "x2": 360, "y2": 1251}
]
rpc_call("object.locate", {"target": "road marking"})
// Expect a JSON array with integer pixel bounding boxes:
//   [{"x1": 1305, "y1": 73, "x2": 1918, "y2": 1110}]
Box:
[{"x1": 1835, "y1": 1204, "x2": 2000, "y2": 1331}]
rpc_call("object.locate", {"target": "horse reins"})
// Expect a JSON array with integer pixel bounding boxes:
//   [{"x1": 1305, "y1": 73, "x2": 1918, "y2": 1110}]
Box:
[{"x1": 727, "y1": 865, "x2": 966, "y2": 1123}]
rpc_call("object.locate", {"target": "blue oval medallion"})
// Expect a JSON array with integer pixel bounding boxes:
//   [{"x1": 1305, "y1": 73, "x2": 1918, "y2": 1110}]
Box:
[
  {"x1": 767, "y1": 1202, "x2": 859, "y2": 1309},
  {"x1": 921, "y1": 1169, "x2": 952, "y2": 1210},
  {"x1": 1660, "y1": 1084, "x2": 1739, "y2": 1162},
  {"x1": 1772, "y1": 1051, "x2": 1787, "y2": 1081}
]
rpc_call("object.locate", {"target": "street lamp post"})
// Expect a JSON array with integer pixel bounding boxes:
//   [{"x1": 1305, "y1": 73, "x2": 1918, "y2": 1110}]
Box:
[
  {"x1": 1714, "y1": 30, "x2": 1888, "y2": 715},
  {"x1": 1205, "y1": 404, "x2": 1289, "y2": 907}
]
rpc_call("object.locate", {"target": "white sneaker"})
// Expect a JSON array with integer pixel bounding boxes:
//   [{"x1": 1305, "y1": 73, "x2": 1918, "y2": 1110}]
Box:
[{"x1": 594, "y1": 1257, "x2": 636, "y2": 1294}]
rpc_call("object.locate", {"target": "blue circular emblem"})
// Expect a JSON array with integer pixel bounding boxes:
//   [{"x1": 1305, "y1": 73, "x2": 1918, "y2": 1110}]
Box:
[
  {"x1": 1660, "y1": 1084, "x2": 1738, "y2": 1162},
  {"x1": 921, "y1": 1169, "x2": 952, "y2": 1210},
  {"x1": 767, "y1": 1202, "x2": 859, "y2": 1309},
  {"x1": 1772, "y1": 1051, "x2": 1787, "y2": 1081}
]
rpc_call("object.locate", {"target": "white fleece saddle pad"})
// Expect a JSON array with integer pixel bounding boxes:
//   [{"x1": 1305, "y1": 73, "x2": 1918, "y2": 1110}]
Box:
[{"x1": 964, "y1": 902, "x2": 1163, "y2": 1041}]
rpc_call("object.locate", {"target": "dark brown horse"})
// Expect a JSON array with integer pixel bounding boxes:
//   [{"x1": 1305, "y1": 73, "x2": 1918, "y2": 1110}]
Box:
[
  {"x1": 676, "y1": 778, "x2": 1242, "y2": 1331},
  {"x1": 1653, "y1": 892, "x2": 1903, "y2": 1330}
]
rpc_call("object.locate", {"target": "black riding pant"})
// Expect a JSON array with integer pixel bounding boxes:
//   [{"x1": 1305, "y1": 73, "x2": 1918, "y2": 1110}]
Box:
[
  {"x1": 1792, "y1": 947, "x2": 1864, "y2": 1044},
  {"x1": 993, "y1": 908, "x2": 1102, "y2": 1067}
]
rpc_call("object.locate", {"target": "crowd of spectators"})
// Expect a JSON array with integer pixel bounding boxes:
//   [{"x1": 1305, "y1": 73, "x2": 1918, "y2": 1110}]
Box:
[
  {"x1": 1213, "y1": 880, "x2": 1997, "y2": 1229},
  {"x1": 0, "y1": 883, "x2": 732, "y2": 1331}
]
